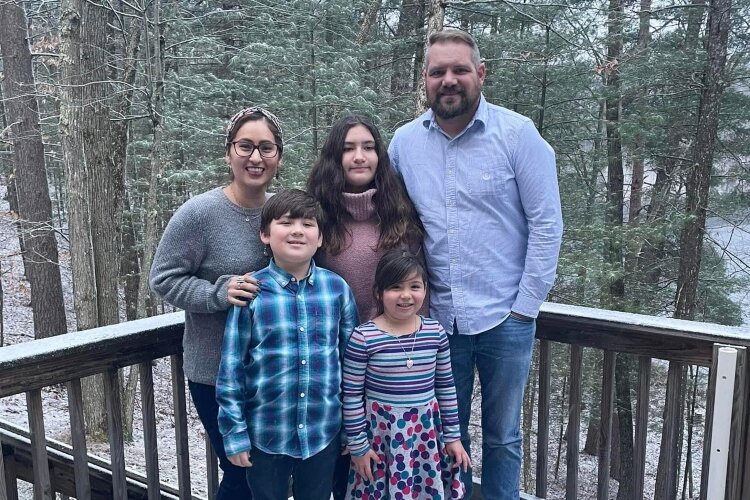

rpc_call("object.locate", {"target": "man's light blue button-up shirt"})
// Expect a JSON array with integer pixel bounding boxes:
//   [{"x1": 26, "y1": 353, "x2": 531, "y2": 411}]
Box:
[{"x1": 389, "y1": 96, "x2": 563, "y2": 335}]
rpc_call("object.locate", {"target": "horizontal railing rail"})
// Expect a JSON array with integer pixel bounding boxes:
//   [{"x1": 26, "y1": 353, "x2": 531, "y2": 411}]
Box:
[{"x1": 0, "y1": 305, "x2": 748, "y2": 499}]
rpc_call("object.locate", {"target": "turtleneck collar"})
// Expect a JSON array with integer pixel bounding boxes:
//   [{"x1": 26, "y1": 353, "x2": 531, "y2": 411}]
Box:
[{"x1": 343, "y1": 188, "x2": 377, "y2": 222}]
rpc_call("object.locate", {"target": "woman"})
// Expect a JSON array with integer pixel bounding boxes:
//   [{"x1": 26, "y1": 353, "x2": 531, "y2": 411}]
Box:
[{"x1": 150, "y1": 106, "x2": 283, "y2": 498}]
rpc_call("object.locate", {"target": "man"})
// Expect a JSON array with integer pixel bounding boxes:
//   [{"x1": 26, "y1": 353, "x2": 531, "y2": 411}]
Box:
[{"x1": 389, "y1": 29, "x2": 563, "y2": 500}]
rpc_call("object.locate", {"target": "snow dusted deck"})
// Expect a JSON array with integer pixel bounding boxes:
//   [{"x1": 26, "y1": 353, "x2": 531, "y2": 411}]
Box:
[{"x1": 1, "y1": 305, "x2": 749, "y2": 499}]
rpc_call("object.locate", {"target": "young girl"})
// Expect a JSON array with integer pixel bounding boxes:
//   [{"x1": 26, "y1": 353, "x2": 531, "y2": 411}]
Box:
[
  {"x1": 306, "y1": 114, "x2": 425, "y2": 323},
  {"x1": 342, "y1": 249, "x2": 470, "y2": 500}
]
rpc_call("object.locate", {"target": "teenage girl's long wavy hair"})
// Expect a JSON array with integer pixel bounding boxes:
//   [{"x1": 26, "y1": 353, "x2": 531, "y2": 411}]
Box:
[{"x1": 306, "y1": 114, "x2": 425, "y2": 256}]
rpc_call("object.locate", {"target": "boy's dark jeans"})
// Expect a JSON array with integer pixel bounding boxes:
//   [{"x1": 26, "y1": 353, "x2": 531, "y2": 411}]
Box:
[
  {"x1": 188, "y1": 381, "x2": 253, "y2": 499},
  {"x1": 246, "y1": 438, "x2": 339, "y2": 500}
]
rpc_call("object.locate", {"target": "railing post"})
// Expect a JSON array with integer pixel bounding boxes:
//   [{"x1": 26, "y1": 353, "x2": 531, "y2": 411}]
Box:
[
  {"x1": 66, "y1": 378, "x2": 91, "y2": 500},
  {"x1": 706, "y1": 347, "x2": 737, "y2": 498},
  {"x1": 597, "y1": 350, "x2": 615, "y2": 500},
  {"x1": 701, "y1": 344, "x2": 748, "y2": 500},
  {"x1": 26, "y1": 389, "x2": 52, "y2": 500},
  {"x1": 536, "y1": 340, "x2": 551, "y2": 498},
  {"x1": 565, "y1": 344, "x2": 582, "y2": 500},
  {"x1": 0, "y1": 435, "x2": 7, "y2": 500},
  {"x1": 633, "y1": 357, "x2": 651, "y2": 499}
]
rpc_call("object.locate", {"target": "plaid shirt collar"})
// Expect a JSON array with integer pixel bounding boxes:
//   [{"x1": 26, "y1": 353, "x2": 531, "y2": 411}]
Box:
[{"x1": 266, "y1": 258, "x2": 317, "y2": 288}]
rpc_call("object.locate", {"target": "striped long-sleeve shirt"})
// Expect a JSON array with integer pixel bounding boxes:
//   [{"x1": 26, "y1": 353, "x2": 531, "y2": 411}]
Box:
[
  {"x1": 342, "y1": 316, "x2": 460, "y2": 456},
  {"x1": 217, "y1": 259, "x2": 359, "y2": 459}
]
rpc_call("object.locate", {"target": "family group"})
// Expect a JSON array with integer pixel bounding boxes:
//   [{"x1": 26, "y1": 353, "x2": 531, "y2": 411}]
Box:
[{"x1": 149, "y1": 29, "x2": 563, "y2": 500}]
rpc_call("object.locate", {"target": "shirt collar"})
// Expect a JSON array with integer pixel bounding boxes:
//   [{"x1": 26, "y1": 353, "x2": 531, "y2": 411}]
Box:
[
  {"x1": 267, "y1": 258, "x2": 316, "y2": 288},
  {"x1": 421, "y1": 94, "x2": 488, "y2": 136}
]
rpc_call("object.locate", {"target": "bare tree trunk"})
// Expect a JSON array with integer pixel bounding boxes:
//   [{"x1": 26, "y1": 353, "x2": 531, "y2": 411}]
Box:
[
  {"x1": 111, "y1": 9, "x2": 142, "y2": 323},
  {"x1": 627, "y1": 0, "x2": 651, "y2": 228},
  {"x1": 389, "y1": 0, "x2": 423, "y2": 120},
  {"x1": 0, "y1": 0, "x2": 68, "y2": 339},
  {"x1": 603, "y1": 0, "x2": 624, "y2": 308},
  {"x1": 415, "y1": 0, "x2": 444, "y2": 115},
  {"x1": 674, "y1": 0, "x2": 732, "y2": 320},
  {"x1": 356, "y1": 0, "x2": 381, "y2": 45},
  {"x1": 59, "y1": 0, "x2": 122, "y2": 437}
]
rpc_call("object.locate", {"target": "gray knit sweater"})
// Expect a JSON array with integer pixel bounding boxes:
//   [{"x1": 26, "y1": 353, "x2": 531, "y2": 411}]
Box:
[{"x1": 149, "y1": 187, "x2": 270, "y2": 385}]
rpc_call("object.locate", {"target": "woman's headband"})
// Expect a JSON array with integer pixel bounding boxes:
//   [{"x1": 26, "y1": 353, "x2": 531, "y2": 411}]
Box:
[{"x1": 225, "y1": 107, "x2": 284, "y2": 146}]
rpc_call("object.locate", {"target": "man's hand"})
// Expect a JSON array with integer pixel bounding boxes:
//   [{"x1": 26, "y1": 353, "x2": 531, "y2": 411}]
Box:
[
  {"x1": 228, "y1": 451, "x2": 253, "y2": 467},
  {"x1": 510, "y1": 311, "x2": 533, "y2": 322},
  {"x1": 445, "y1": 441, "x2": 471, "y2": 472},
  {"x1": 351, "y1": 448, "x2": 381, "y2": 482}
]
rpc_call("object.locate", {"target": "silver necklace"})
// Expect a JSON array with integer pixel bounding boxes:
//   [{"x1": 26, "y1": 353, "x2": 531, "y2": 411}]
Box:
[
  {"x1": 228, "y1": 186, "x2": 261, "y2": 222},
  {"x1": 394, "y1": 317, "x2": 420, "y2": 369}
]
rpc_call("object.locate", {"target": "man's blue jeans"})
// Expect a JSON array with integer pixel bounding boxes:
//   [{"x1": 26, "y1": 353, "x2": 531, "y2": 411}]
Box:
[{"x1": 449, "y1": 316, "x2": 536, "y2": 500}]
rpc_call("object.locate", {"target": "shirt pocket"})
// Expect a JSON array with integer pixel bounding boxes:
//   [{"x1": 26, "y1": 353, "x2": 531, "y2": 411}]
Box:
[
  {"x1": 311, "y1": 304, "x2": 338, "y2": 351},
  {"x1": 468, "y1": 155, "x2": 507, "y2": 198}
]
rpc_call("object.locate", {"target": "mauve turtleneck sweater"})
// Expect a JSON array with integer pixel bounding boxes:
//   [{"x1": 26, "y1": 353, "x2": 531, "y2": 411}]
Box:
[
  {"x1": 317, "y1": 188, "x2": 427, "y2": 322},
  {"x1": 316, "y1": 189, "x2": 384, "y2": 322}
]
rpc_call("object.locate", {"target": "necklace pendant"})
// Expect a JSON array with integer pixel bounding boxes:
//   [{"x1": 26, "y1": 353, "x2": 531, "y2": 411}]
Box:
[{"x1": 406, "y1": 359, "x2": 414, "y2": 369}]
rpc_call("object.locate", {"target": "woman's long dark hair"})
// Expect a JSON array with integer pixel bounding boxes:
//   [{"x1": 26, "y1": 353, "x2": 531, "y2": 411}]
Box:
[{"x1": 306, "y1": 114, "x2": 424, "y2": 255}]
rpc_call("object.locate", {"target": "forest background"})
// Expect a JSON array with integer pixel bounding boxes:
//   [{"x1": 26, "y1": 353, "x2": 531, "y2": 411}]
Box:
[{"x1": 1, "y1": 0, "x2": 749, "y2": 498}]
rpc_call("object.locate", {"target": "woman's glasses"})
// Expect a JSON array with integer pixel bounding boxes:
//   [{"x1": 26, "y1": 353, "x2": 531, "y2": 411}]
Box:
[{"x1": 231, "y1": 141, "x2": 280, "y2": 159}]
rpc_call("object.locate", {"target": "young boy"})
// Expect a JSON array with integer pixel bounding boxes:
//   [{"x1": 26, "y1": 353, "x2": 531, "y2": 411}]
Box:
[{"x1": 216, "y1": 189, "x2": 359, "y2": 500}]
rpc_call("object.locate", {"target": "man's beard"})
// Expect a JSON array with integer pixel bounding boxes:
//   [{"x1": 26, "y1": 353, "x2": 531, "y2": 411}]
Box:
[{"x1": 429, "y1": 88, "x2": 476, "y2": 119}]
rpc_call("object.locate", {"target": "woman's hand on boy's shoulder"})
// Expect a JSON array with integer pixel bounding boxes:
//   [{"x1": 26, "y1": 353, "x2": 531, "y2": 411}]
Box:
[
  {"x1": 352, "y1": 448, "x2": 381, "y2": 483},
  {"x1": 228, "y1": 274, "x2": 261, "y2": 306},
  {"x1": 228, "y1": 451, "x2": 253, "y2": 467}
]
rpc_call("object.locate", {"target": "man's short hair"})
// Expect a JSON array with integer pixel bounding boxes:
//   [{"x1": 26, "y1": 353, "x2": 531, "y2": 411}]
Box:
[
  {"x1": 260, "y1": 189, "x2": 326, "y2": 234},
  {"x1": 427, "y1": 29, "x2": 482, "y2": 68}
]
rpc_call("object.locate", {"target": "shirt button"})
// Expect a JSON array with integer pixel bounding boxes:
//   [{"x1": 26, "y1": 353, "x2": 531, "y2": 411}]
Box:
[
  {"x1": 482, "y1": 172, "x2": 491, "y2": 180},
  {"x1": 299, "y1": 326, "x2": 305, "y2": 332},
  {"x1": 298, "y1": 424, "x2": 304, "y2": 429},
  {"x1": 291, "y1": 277, "x2": 296, "y2": 282},
  {"x1": 301, "y1": 360, "x2": 307, "y2": 365},
  {"x1": 300, "y1": 393, "x2": 305, "y2": 398}
]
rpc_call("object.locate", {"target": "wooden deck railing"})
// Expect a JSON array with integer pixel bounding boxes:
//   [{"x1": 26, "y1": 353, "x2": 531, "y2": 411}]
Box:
[{"x1": 0, "y1": 305, "x2": 748, "y2": 499}]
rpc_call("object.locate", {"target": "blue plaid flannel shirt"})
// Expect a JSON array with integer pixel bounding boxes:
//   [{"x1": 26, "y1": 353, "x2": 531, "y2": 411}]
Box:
[{"x1": 217, "y1": 259, "x2": 359, "y2": 459}]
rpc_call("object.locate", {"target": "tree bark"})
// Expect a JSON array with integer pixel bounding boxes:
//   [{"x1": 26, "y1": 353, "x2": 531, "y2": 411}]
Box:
[
  {"x1": 627, "y1": 0, "x2": 651, "y2": 227},
  {"x1": 390, "y1": 0, "x2": 422, "y2": 101},
  {"x1": 0, "y1": 0, "x2": 68, "y2": 339},
  {"x1": 59, "y1": 0, "x2": 122, "y2": 437},
  {"x1": 674, "y1": 0, "x2": 732, "y2": 320},
  {"x1": 603, "y1": 0, "x2": 624, "y2": 308},
  {"x1": 356, "y1": 0, "x2": 381, "y2": 45},
  {"x1": 415, "y1": 0, "x2": 444, "y2": 115}
]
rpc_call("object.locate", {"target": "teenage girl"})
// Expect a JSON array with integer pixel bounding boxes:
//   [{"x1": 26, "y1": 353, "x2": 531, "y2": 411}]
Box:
[
  {"x1": 342, "y1": 249, "x2": 470, "y2": 499},
  {"x1": 306, "y1": 114, "x2": 425, "y2": 323},
  {"x1": 150, "y1": 106, "x2": 283, "y2": 499}
]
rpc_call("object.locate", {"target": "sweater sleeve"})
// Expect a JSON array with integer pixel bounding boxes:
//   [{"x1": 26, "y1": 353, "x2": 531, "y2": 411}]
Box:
[
  {"x1": 342, "y1": 327, "x2": 371, "y2": 457},
  {"x1": 149, "y1": 201, "x2": 233, "y2": 313},
  {"x1": 434, "y1": 325, "x2": 460, "y2": 442}
]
